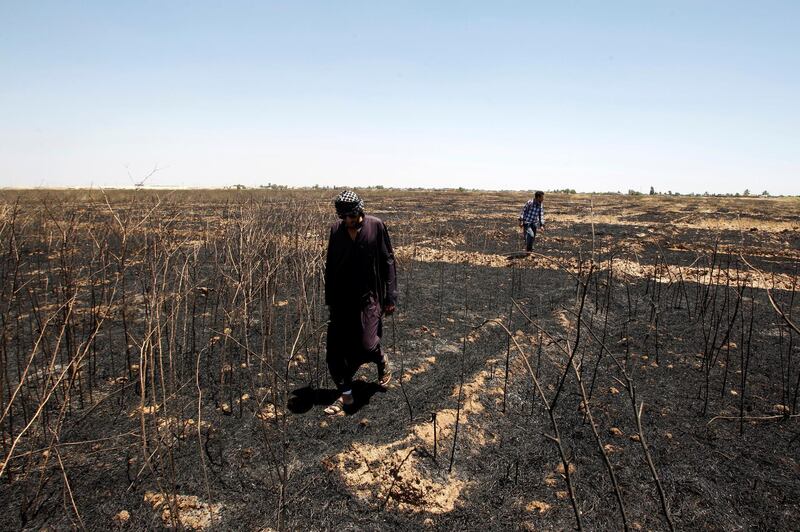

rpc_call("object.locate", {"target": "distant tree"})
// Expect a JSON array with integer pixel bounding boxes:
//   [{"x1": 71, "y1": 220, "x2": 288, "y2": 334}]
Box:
[
  {"x1": 627, "y1": 189, "x2": 642, "y2": 195},
  {"x1": 743, "y1": 189, "x2": 750, "y2": 196},
  {"x1": 762, "y1": 190, "x2": 769, "y2": 196},
  {"x1": 649, "y1": 186, "x2": 655, "y2": 195}
]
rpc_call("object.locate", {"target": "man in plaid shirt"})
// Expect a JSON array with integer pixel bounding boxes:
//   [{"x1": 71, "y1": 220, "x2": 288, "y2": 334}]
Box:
[{"x1": 518, "y1": 191, "x2": 545, "y2": 252}]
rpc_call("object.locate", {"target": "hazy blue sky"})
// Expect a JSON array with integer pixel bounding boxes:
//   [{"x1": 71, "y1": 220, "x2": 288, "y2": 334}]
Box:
[{"x1": 1, "y1": 1, "x2": 798, "y2": 194}]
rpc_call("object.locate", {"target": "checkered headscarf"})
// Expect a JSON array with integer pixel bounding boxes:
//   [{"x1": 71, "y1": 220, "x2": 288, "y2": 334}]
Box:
[{"x1": 334, "y1": 190, "x2": 365, "y2": 217}]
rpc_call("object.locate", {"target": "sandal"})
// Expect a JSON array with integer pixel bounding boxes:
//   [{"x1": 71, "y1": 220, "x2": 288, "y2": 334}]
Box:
[
  {"x1": 324, "y1": 394, "x2": 353, "y2": 416},
  {"x1": 377, "y1": 355, "x2": 392, "y2": 387},
  {"x1": 324, "y1": 397, "x2": 345, "y2": 416}
]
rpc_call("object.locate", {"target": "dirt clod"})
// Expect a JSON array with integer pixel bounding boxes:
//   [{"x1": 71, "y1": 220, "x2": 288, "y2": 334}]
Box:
[
  {"x1": 144, "y1": 491, "x2": 222, "y2": 530},
  {"x1": 526, "y1": 500, "x2": 552, "y2": 514}
]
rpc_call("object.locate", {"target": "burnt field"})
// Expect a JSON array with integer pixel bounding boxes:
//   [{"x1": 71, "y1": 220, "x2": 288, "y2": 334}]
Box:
[{"x1": 0, "y1": 188, "x2": 798, "y2": 530}]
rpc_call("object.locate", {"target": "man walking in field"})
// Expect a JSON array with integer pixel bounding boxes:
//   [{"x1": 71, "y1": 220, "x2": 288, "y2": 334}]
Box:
[
  {"x1": 323, "y1": 190, "x2": 398, "y2": 415},
  {"x1": 518, "y1": 191, "x2": 545, "y2": 252}
]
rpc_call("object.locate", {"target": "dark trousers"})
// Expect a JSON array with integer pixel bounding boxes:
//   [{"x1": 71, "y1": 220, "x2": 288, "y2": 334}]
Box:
[
  {"x1": 326, "y1": 298, "x2": 383, "y2": 393},
  {"x1": 524, "y1": 224, "x2": 538, "y2": 252}
]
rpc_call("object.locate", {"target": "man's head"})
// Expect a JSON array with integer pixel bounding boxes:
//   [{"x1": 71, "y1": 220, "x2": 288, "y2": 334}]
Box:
[
  {"x1": 534, "y1": 191, "x2": 545, "y2": 202},
  {"x1": 334, "y1": 190, "x2": 365, "y2": 227}
]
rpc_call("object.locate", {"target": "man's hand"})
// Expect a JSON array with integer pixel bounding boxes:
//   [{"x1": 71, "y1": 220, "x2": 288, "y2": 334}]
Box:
[{"x1": 383, "y1": 303, "x2": 396, "y2": 315}]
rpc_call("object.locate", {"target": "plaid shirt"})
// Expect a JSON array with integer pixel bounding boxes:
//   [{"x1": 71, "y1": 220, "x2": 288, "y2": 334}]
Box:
[{"x1": 519, "y1": 200, "x2": 544, "y2": 227}]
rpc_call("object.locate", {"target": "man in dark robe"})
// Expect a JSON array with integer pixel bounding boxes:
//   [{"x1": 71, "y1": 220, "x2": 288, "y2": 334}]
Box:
[{"x1": 323, "y1": 190, "x2": 398, "y2": 415}]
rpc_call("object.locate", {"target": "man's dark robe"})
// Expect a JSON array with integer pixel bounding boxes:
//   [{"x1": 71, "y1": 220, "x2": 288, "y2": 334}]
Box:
[{"x1": 324, "y1": 215, "x2": 398, "y2": 392}]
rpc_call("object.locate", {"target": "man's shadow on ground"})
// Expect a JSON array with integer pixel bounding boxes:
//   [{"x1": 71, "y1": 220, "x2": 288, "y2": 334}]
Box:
[{"x1": 287, "y1": 379, "x2": 386, "y2": 416}]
